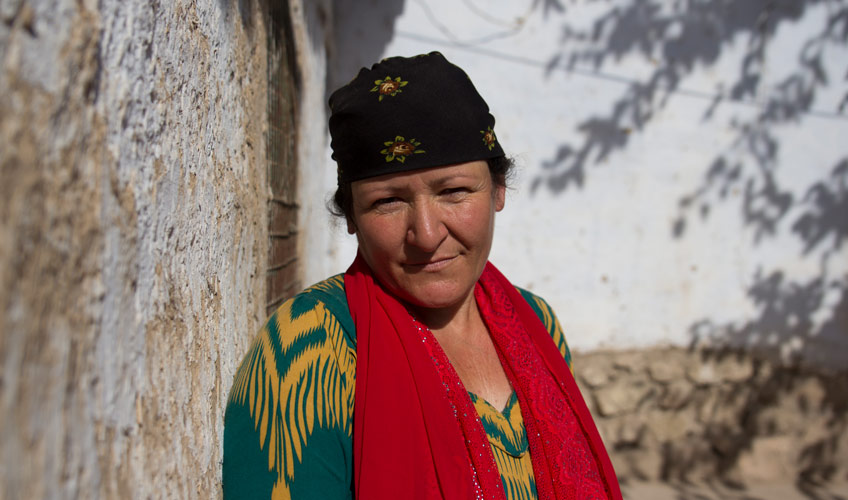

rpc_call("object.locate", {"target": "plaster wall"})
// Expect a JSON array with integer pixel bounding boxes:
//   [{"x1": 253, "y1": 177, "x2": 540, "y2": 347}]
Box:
[
  {"x1": 1, "y1": 0, "x2": 270, "y2": 497},
  {"x1": 291, "y1": 0, "x2": 337, "y2": 284},
  {"x1": 309, "y1": 0, "x2": 848, "y2": 371}
]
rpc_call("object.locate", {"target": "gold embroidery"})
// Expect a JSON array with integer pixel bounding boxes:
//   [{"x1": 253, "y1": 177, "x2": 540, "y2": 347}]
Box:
[
  {"x1": 370, "y1": 75, "x2": 408, "y2": 101},
  {"x1": 481, "y1": 126, "x2": 497, "y2": 150},
  {"x1": 381, "y1": 136, "x2": 425, "y2": 163}
]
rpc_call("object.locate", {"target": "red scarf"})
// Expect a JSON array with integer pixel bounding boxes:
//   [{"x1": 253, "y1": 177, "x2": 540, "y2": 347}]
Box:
[{"x1": 345, "y1": 254, "x2": 622, "y2": 499}]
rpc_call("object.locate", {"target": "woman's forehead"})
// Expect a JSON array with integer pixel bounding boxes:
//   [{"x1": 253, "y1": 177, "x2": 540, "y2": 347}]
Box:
[{"x1": 353, "y1": 161, "x2": 489, "y2": 190}]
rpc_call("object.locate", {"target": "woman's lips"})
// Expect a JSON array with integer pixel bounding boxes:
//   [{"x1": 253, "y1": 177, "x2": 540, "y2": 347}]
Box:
[{"x1": 404, "y1": 255, "x2": 457, "y2": 272}]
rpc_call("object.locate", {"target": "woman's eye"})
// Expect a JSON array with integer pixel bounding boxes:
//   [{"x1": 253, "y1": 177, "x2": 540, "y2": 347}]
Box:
[
  {"x1": 373, "y1": 197, "x2": 401, "y2": 207},
  {"x1": 441, "y1": 187, "x2": 469, "y2": 197}
]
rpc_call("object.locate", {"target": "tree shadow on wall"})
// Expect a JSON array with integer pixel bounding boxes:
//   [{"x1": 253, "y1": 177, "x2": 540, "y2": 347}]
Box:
[
  {"x1": 688, "y1": 158, "x2": 847, "y2": 358},
  {"x1": 536, "y1": 0, "x2": 848, "y2": 372},
  {"x1": 677, "y1": 160, "x2": 848, "y2": 492},
  {"x1": 654, "y1": 346, "x2": 848, "y2": 498},
  {"x1": 533, "y1": 0, "x2": 847, "y2": 196},
  {"x1": 535, "y1": 1, "x2": 848, "y2": 490},
  {"x1": 671, "y1": 127, "x2": 847, "y2": 494}
]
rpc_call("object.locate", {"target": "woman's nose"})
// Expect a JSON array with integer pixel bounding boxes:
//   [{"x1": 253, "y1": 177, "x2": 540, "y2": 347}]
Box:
[{"x1": 406, "y1": 201, "x2": 447, "y2": 252}]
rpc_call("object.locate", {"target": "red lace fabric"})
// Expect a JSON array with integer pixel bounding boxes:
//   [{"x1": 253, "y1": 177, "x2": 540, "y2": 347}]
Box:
[
  {"x1": 475, "y1": 265, "x2": 620, "y2": 499},
  {"x1": 412, "y1": 315, "x2": 505, "y2": 500},
  {"x1": 346, "y1": 255, "x2": 622, "y2": 500}
]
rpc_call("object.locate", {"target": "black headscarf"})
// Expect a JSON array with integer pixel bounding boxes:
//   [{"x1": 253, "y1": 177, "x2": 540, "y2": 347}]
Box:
[{"x1": 329, "y1": 52, "x2": 505, "y2": 184}]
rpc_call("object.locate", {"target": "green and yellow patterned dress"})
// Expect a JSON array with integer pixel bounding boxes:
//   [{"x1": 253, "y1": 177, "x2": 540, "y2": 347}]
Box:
[{"x1": 223, "y1": 275, "x2": 572, "y2": 500}]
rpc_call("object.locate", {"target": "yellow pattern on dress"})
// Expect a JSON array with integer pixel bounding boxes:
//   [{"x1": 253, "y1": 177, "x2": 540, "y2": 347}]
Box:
[
  {"x1": 530, "y1": 294, "x2": 571, "y2": 372},
  {"x1": 472, "y1": 395, "x2": 538, "y2": 500},
  {"x1": 227, "y1": 277, "x2": 563, "y2": 500},
  {"x1": 474, "y1": 399, "x2": 524, "y2": 452},
  {"x1": 229, "y1": 277, "x2": 355, "y2": 500},
  {"x1": 493, "y1": 450, "x2": 536, "y2": 500}
]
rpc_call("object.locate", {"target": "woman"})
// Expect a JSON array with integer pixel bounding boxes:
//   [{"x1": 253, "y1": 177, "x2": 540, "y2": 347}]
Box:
[{"x1": 223, "y1": 52, "x2": 621, "y2": 500}]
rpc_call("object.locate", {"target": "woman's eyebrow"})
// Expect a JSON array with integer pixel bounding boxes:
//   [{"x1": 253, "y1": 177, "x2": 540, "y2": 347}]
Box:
[
  {"x1": 430, "y1": 174, "x2": 476, "y2": 186},
  {"x1": 357, "y1": 184, "x2": 408, "y2": 201}
]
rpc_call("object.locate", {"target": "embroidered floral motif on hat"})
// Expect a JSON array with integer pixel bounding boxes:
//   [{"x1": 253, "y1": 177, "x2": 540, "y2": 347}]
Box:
[
  {"x1": 481, "y1": 126, "x2": 497, "y2": 151},
  {"x1": 381, "y1": 136, "x2": 425, "y2": 163},
  {"x1": 371, "y1": 76, "x2": 408, "y2": 101}
]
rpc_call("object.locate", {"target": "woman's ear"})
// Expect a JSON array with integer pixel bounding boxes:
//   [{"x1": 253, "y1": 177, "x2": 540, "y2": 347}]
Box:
[
  {"x1": 346, "y1": 217, "x2": 357, "y2": 234},
  {"x1": 494, "y1": 183, "x2": 506, "y2": 212}
]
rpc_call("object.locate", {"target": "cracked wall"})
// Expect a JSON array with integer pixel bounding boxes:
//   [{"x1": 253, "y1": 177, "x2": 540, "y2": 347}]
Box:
[{"x1": 1, "y1": 0, "x2": 274, "y2": 497}]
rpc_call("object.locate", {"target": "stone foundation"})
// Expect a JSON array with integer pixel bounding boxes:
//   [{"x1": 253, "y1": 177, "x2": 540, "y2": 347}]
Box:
[{"x1": 574, "y1": 347, "x2": 848, "y2": 486}]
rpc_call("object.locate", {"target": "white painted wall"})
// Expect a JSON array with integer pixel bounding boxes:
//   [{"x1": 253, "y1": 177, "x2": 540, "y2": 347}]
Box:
[
  {"x1": 293, "y1": 0, "x2": 337, "y2": 280},
  {"x1": 304, "y1": 0, "x2": 848, "y2": 370}
]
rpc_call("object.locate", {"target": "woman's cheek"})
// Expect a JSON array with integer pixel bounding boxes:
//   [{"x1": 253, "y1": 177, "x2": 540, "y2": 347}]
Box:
[{"x1": 455, "y1": 202, "x2": 489, "y2": 227}]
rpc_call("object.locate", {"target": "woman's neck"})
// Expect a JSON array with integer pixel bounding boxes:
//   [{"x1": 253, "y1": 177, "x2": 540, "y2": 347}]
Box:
[
  {"x1": 411, "y1": 289, "x2": 514, "y2": 411},
  {"x1": 407, "y1": 290, "x2": 480, "y2": 337}
]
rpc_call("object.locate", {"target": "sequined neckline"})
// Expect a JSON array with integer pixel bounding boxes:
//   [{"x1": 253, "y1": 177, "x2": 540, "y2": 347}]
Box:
[{"x1": 409, "y1": 314, "x2": 504, "y2": 499}]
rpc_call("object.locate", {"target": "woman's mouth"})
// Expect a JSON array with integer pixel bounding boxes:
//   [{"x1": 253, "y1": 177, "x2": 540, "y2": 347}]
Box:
[{"x1": 404, "y1": 255, "x2": 457, "y2": 272}]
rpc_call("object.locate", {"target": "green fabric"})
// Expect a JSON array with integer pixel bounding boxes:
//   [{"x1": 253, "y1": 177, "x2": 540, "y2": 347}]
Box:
[
  {"x1": 469, "y1": 391, "x2": 538, "y2": 500},
  {"x1": 223, "y1": 275, "x2": 571, "y2": 500}
]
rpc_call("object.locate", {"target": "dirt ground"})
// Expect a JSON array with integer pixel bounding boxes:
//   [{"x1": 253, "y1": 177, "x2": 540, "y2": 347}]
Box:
[{"x1": 622, "y1": 482, "x2": 848, "y2": 500}]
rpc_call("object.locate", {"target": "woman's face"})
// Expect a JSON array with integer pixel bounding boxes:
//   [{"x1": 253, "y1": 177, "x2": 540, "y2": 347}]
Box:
[{"x1": 350, "y1": 160, "x2": 505, "y2": 310}]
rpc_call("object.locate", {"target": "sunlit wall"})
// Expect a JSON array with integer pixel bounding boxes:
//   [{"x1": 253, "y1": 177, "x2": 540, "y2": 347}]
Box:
[{"x1": 303, "y1": 0, "x2": 848, "y2": 370}]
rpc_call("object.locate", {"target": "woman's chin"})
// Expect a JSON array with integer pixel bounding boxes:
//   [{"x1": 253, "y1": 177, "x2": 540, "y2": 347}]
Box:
[{"x1": 397, "y1": 283, "x2": 473, "y2": 312}]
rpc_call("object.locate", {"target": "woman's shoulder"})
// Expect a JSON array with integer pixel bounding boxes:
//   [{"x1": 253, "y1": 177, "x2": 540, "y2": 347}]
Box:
[
  {"x1": 294, "y1": 274, "x2": 349, "y2": 313},
  {"x1": 225, "y1": 275, "x2": 357, "y2": 499},
  {"x1": 515, "y1": 287, "x2": 572, "y2": 369},
  {"x1": 274, "y1": 274, "x2": 355, "y2": 344},
  {"x1": 253, "y1": 274, "x2": 356, "y2": 357},
  {"x1": 289, "y1": 274, "x2": 350, "y2": 318},
  {"x1": 515, "y1": 287, "x2": 556, "y2": 327}
]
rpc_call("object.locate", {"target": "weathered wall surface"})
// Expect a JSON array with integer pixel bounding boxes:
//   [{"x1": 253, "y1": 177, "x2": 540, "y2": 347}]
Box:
[
  {"x1": 1, "y1": 0, "x2": 270, "y2": 497},
  {"x1": 291, "y1": 0, "x2": 336, "y2": 284},
  {"x1": 575, "y1": 347, "x2": 848, "y2": 486},
  {"x1": 300, "y1": 1, "x2": 848, "y2": 487},
  {"x1": 313, "y1": 0, "x2": 848, "y2": 372}
]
